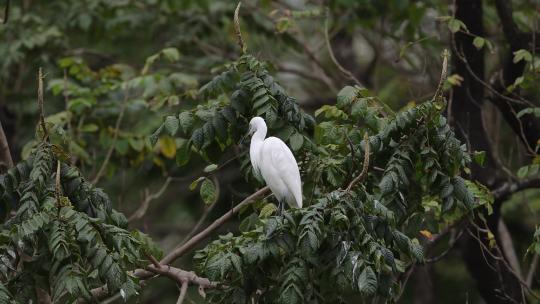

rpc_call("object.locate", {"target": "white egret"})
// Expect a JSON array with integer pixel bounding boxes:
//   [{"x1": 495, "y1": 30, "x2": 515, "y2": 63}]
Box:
[{"x1": 248, "y1": 117, "x2": 303, "y2": 209}]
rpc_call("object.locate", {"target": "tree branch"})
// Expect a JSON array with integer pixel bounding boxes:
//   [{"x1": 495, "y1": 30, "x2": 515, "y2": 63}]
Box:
[
  {"x1": 37, "y1": 68, "x2": 49, "y2": 141},
  {"x1": 128, "y1": 177, "x2": 173, "y2": 222},
  {"x1": 161, "y1": 186, "x2": 269, "y2": 264},
  {"x1": 492, "y1": 178, "x2": 540, "y2": 203},
  {"x1": 0, "y1": 120, "x2": 13, "y2": 173},
  {"x1": 234, "y1": 2, "x2": 246, "y2": 54},
  {"x1": 1, "y1": 0, "x2": 10, "y2": 24},
  {"x1": 324, "y1": 9, "x2": 363, "y2": 87},
  {"x1": 490, "y1": 0, "x2": 540, "y2": 153},
  {"x1": 346, "y1": 132, "x2": 370, "y2": 191},
  {"x1": 91, "y1": 92, "x2": 129, "y2": 184}
]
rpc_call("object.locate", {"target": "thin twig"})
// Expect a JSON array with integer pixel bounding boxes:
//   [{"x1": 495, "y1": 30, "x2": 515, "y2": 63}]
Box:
[
  {"x1": 91, "y1": 93, "x2": 129, "y2": 184},
  {"x1": 433, "y1": 49, "x2": 449, "y2": 102},
  {"x1": 176, "y1": 282, "x2": 189, "y2": 304},
  {"x1": 346, "y1": 132, "x2": 370, "y2": 191},
  {"x1": 234, "y1": 2, "x2": 246, "y2": 54},
  {"x1": 324, "y1": 9, "x2": 362, "y2": 86},
  {"x1": 37, "y1": 68, "x2": 49, "y2": 141},
  {"x1": 468, "y1": 221, "x2": 540, "y2": 300},
  {"x1": 55, "y1": 161, "x2": 61, "y2": 204},
  {"x1": 128, "y1": 177, "x2": 173, "y2": 222},
  {"x1": 145, "y1": 254, "x2": 161, "y2": 268},
  {"x1": 2, "y1": 0, "x2": 10, "y2": 24},
  {"x1": 526, "y1": 253, "x2": 539, "y2": 288},
  {"x1": 179, "y1": 197, "x2": 218, "y2": 246},
  {"x1": 426, "y1": 230, "x2": 464, "y2": 263}
]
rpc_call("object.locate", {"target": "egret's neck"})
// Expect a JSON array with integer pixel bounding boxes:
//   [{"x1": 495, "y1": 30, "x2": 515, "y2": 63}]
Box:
[
  {"x1": 250, "y1": 127, "x2": 266, "y2": 164},
  {"x1": 251, "y1": 127, "x2": 267, "y2": 144}
]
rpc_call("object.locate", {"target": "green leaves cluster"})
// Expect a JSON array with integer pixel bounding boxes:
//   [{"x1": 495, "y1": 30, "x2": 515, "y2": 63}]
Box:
[{"x1": 0, "y1": 143, "x2": 160, "y2": 303}]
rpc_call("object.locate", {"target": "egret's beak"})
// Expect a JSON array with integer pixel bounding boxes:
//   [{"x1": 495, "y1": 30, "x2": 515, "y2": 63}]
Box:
[{"x1": 240, "y1": 126, "x2": 254, "y2": 145}]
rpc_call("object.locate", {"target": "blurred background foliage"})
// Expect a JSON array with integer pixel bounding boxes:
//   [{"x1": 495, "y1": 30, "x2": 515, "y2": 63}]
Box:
[{"x1": 0, "y1": 0, "x2": 539, "y2": 303}]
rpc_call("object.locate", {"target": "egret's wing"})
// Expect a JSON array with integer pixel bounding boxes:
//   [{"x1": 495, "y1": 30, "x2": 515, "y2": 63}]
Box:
[{"x1": 263, "y1": 137, "x2": 303, "y2": 208}]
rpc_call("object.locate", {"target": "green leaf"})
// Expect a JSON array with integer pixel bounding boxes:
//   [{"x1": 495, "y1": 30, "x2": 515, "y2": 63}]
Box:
[
  {"x1": 190, "y1": 177, "x2": 205, "y2": 191},
  {"x1": 259, "y1": 203, "x2": 277, "y2": 218},
  {"x1": 513, "y1": 49, "x2": 533, "y2": 63},
  {"x1": 80, "y1": 123, "x2": 99, "y2": 133},
  {"x1": 448, "y1": 18, "x2": 467, "y2": 33},
  {"x1": 289, "y1": 133, "x2": 304, "y2": 151},
  {"x1": 204, "y1": 164, "x2": 218, "y2": 173},
  {"x1": 162, "y1": 47, "x2": 181, "y2": 62},
  {"x1": 149, "y1": 125, "x2": 164, "y2": 146},
  {"x1": 336, "y1": 86, "x2": 358, "y2": 107},
  {"x1": 357, "y1": 266, "x2": 377, "y2": 295},
  {"x1": 472, "y1": 151, "x2": 486, "y2": 166},
  {"x1": 200, "y1": 178, "x2": 217, "y2": 205},
  {"x1": 175, "y1": 139, "x2": 191, "y2": 167},
  {"x1": 178, "y1": 112, "x2": 194, "y2": 133},
  {"x1": 164, "y1": 116, "x2": 179, "y2": 136},
  {"x1": 191, "y1": 128, "x2": 204, "y2": 150},
  {"x1": 473, "y1": 37, "x2": 485, "y2": 49}
]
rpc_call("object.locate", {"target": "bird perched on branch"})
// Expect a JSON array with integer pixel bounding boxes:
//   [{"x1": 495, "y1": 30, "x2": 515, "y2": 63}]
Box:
[{"x1": 248, "y1": 117, "x2": 302, "y2": 210}]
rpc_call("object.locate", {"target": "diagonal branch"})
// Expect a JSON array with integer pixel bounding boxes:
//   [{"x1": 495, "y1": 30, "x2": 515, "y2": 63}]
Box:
[
  {"x1": 324, "y1": 9, "x2": 362, "y2": 87},
  {"x1": 89, "y1": 186, "x2": 270, "y2": 300},
  {"x1": 0, "y1": 120, "x2": 13, "y2": 173},
  {"x1": 161, "y1": 186, "x2": 269, "y2": 264}
]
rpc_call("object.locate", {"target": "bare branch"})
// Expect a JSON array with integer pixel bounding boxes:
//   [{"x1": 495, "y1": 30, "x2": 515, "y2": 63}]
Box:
[
  {"x1": 55, "y1": 161, "x2": 61, "y2": 204},
  {"x1": 526, "y1": 253, "x2": 539, "y2": 288},
  {"x1": 493, "y1": 178, "x2": 540, "y2": 203},
  {"x1": 91, "y1": 92, "x2": 129, "y2": 184},
  {"x1": 324, "y1": 9, "x2": 362, "y2": 87},
  {"x1": 0, "y1": 120, "x2": 13, "y2": 173},
  {"x1": 128, "y1": 177, "x2": 173, "y2": 222},
  {"x1": 1, "y1": 0, "x2": 10, "y2": 24},
  {"x1": 433, "y1": 49, "x2": 449, "y2": 102},
  {"x1": 234, "y1": 2, "x2": 246, "y2": 54},
  {"x1": 176, "y1": 282, "x2": 188, "y2": 304},
  {"x1": 346, "y1": 132, "x2": 370, "y2": 191},
  {"x1": 37, "y1": 68, "x2": 49, "y2": 141}
]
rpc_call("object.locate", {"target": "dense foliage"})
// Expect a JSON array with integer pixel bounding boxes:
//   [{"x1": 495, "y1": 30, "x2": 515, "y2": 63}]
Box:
[
  {"x1": 149, "y1": 50, "x2": 489, "y2": 302},
  {"x1": 0, "y1": 0, "x2": 539, "y2": 303},
  {"x1": 0, "y1": 140, "x2": 159, "y2": 302}
]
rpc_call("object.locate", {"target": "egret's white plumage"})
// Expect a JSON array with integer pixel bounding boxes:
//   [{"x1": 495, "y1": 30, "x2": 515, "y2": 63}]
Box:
[{"x1": 249, "y1": 117, "x2": 302, "y2": 208}]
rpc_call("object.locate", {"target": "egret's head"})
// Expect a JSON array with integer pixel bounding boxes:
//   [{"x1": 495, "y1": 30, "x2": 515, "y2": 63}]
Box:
[{"x1": 248, "y1": 116, "x2": 266, "y2": 135}]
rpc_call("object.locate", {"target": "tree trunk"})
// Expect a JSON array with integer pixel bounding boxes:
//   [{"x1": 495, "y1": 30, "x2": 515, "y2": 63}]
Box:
[{"x1": 451, "y1": 0, "x2": 523, "y2": 303}]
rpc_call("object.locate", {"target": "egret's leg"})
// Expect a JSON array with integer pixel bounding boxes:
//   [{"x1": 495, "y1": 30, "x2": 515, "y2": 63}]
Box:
[{"x1": 278, "y1": 200, "x2": 284, "y2": 216}]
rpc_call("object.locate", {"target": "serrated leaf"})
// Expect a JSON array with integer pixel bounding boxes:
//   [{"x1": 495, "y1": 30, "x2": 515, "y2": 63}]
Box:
[
  {"x1": 178, "y1": 111, "x2": 195, "y2": 134},
  {"x1": 200, "y1": 178, "x2": 217, "y2": 205},
  {"x1": 164, "y1": 116, "x2": 179, "y2": 136}
]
